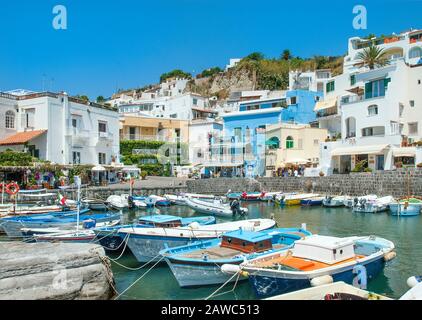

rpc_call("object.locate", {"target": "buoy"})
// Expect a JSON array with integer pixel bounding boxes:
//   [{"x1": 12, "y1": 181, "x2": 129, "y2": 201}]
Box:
[
  {"x1": 5, "y1": 182, "x2": 19, "y2": 195},
  {"x1": 310, "y1": 275, "x2": 333, "y2": 287},
  {"x1": 221, "y1": 264, "x2": 241, "y2": 275},
  {"x1": 407, "y1": 276, "x2": 422, "y2": 288},
  {"x1": 384, "y1": 251, "x2": 397, "y2": 261}
]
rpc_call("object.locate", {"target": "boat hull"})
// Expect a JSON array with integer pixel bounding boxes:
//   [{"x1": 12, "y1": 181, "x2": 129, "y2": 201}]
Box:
[
  {"x1": 389, "y1": 203, "x2": 421, "y2": 216},
  {"x1": 247, "y1": 255, "x2": 386, "y2": 298},
  {"x1": 300, "y1": 199, "x2": 323, "y2": 206}
]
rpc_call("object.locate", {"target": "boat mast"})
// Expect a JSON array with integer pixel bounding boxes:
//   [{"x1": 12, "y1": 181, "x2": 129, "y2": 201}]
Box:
[{"x1": 75, "y1": 176, "x2": 81, "y2": 234}]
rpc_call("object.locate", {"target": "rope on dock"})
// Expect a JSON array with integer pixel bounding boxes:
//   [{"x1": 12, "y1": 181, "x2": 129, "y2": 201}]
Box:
[
  {"x1": 110, "y1": 252, "x2": 162, "y2": 271},
  {"x1": 114, "y1": 255, "x2": 165, "y2": 300},
  {"x1": 204, "y1": 271, "x2": 241, "y2": 300}
]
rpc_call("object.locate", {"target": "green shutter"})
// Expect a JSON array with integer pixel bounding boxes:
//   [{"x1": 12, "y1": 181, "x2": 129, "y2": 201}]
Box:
[
  {"x1": 326, "y1": 82, "x2": 330, "y2": 92},
  {"x1": 351, "y1": 75, "x2": 356, "y2": 86},
  {"x1": 365, "y1": 82, "x2": 372, "y2": 99},
  {"x1": 384, "y1": 78, "x2": 391, "y2": 90}
]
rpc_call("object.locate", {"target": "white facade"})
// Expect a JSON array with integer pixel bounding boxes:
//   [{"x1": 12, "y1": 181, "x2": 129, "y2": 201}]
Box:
[
  {"x1": 0, "y1": 92, "x2": 120, "y2": 166},
  {"x1": 225, "y1": 58, "x2": 241, "y2": 71},
  {"x1": 289, "y1": 69, "x2": 331, "y2": 92},
  {"x1": 317, "y1": 29, "x2": 422, "y2": 174},
  {"x1": 0, "y1": 94, "x2": 18, "y2": 140},
  {"x1": 188, "y1": 119, "x2": 223, "y2": 165}
]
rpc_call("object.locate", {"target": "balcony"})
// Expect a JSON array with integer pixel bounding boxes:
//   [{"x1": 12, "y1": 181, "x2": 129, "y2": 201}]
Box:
[
  {"x1": 67, "y1": 128, "x2": 90, "y2": 145},
  {"x1": 98, "y1": 131, "x2": 114, "y2": 141},
  {"x1": 120, "y1": 133, "x2": 180, "y2": 143}
]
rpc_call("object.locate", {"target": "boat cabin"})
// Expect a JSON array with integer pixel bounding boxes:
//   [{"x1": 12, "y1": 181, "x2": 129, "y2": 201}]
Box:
[
  {"x1": 292, "y1": 235, "x2": 355, "y2": 265},
  {"x1": 220, "y1": 230, "x2": 273, "y2": 253},
  {"x1": 138, "y1": 215, "x2": 183, "y2": 228}
]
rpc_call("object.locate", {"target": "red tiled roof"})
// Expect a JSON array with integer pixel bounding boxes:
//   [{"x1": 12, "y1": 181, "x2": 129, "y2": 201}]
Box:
[{"x1": 0, "y1": 130, "x2": 47, "y2": 146}]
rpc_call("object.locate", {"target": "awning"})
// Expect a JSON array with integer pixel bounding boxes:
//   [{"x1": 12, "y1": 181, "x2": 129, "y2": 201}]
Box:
[
  {"x1": 331, "y1": 144, "x2": 389, "y2": 156},
  {"x1": 285, "y1": 158, "x2": 311, "y2": 164},
  {"x1": 200, "y1": 162, "x2": 243, "y2": 168},
  {"x1": 92, "y1": 165, "x2": 106, "y2": 172},
  {"x1": 392, "y1": 147, "x2": 416, "y2": 157},
  {"x1": 0, "y1": 130, "x2": 47, "y2": 146},
  {"x1": 314, "y1": 97, "x2": 337, "y2": 112}
]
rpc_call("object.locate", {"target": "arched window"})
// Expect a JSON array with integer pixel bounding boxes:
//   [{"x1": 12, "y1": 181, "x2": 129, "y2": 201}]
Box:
[
  {"x1": 5, "y1": 110, "x2": 15, "y2": 129},
  {"x1": 409, "y1": 47, "x2": 422, "y2": 59},
  {"x1": 286, "y1": 136, "x2": 294, "y2": 149},
  {"x1": 368, "y1": 105, "x2": 378, "y2": 116}
]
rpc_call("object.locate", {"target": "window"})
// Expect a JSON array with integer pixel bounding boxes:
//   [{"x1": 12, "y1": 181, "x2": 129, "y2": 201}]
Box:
[
  {"x1": 409, "y1": 122, "x2": 418, "y2": 135},
  {"x1": 234, "y1": 127, "x2": 242, "y2": 142},
  {"x1": 399, "y1": 103, "x2": 404, "y2": 116},
  {"x1": 193, "y1": 98, "x2": 198, "y2": 105},
  {"x1": 286, "y1": 136, "x2": 294, "y2": 149},
  {"x1": 72, "y1": 152, "x2": 81, "y2": 164},
  {"x1": 365, "y1": 78, "x2": 390, "y2": 99},
  {"x1": 314, "y1": 139, "x2": 319, "y2": 146},
  {"x1": 409, "y1": 47, "x2": 422, "y2": 59},
  {"x1": 368, "y1": 105, "x2": 378, "y2": 116},
  {"x1": 362, "y1": 126, "x2": 385, "y2": 137},
  {"x1": 98, "y1": 121, "x2": 107, "y2": 133},
  {"x1": 98, "y1": 153, "x2": 106, "y2": 165},
  {"x1": 5, "y1": 111, "x2": 15, "y2": 129},
  {"x1": 350, "y1": 75, "x2": 356, "y2": 86},
  {"x1": 71, "y1": 118, "x2": 78, "y2": 128},
  {"x1": 410, "y1": 100, "x2": 415, "y2": 107},
  {"x1": 326, "y1": 81, "x2": 335, "y2": 93},
  {"x1": 289, "y1": 97, "x2": 297, "y2": 105}
]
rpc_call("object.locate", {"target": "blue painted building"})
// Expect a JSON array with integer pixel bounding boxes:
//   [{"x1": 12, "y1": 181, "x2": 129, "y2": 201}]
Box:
[{"x1": 220, "y1": 90, "x2": 321, "y2": 177}]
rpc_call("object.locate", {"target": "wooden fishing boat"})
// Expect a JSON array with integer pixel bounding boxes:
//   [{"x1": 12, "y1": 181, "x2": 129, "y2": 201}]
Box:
[
  {"x1": 118, "y1": 219, "x2": 277, "y2": 263},
  {"x1": 277, "y1": 194, "x2": 320, "y2": 206},
  {"x1": 222, "y1": 235, "x2": 395, "y2": 298},
  {"x1": 160, "y1": 227, "x2": 311, "y2": 287},
  {"x1": 185, "y1": 197, "x2": 248, "y2": 217},
  {"x1": 353, "y1": 196, "x2": 394, "y2": 213},
  {"x1": 389, "y1": 198, "x2": 422, "y2": 216},
  {"x1": 93, "y1": 215, "x2": 216, "y2": 251},
  {"x1": 300, "y1": 197, "x2": 325, "y2": 207}
]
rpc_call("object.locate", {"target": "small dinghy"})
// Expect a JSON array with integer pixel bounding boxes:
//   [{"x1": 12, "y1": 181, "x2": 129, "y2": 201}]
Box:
[
  {"x1": 93, "y1": 214, "x2": 216, "y2": 251},
  {"x1": 226, "y1": 192, "x2": 261, "y2": 201},
  {"x1": 322, "y1": 195, "x2": 346, "y2": 207},
  {"x1": 118, "y1": 218, "x2": 277, "y2": 263},
  {"x1": 81, "y1": 198, "x2": 108, "y2": 211},
  {"x1": 185, "y1": 197, "x2": 248, "y2": 217},
  {"x1": 106, "y1": 194, "x2": 130, "y2": 209},
  {"x1": 389, "y1": 198, "x2": 422, "y2": 217},
  {"x1": 222, "y1": 234, "x2": 395, "y2": 298},
  {"x1": 160, "y1": 227, "x2": 312, "y2": 287},
  {"x1": 353, "y1": 196, "x2": 394, "y2": 213},
  {"x1": 277, "y1": 194, "x2": 320, "y2": 206}
]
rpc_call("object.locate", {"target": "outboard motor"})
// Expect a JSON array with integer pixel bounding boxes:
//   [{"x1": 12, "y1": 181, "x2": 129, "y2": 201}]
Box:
[
  {"x1": 128, "y1": 195, "x2": 134, "y2": 209},
  {"x1": 354, "y1": 197, "x2": 359, "y2": 206},
  {"x1": 230, "y1": 199, "x2": 242, "y2": 216}
]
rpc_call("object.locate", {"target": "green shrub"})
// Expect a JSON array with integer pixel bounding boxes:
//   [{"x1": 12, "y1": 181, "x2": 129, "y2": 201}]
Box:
[
  {"x1": 0, "y1": 150, "x2": 34, "y2": 166},
  {"x1": 120, "y1": 140, "x2": 165, "y2": 156},
  {"x1": 351, "y1": 160, "x2": 368, "y2": 172}
]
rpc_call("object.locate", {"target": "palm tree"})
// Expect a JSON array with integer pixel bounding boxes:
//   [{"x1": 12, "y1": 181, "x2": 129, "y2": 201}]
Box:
[
  {"x1": 356, "y1": 45, "x2": 389, "y2": 70},
  {"x1": 281, "y1": 49, "x2": 291, "y2": 61}
]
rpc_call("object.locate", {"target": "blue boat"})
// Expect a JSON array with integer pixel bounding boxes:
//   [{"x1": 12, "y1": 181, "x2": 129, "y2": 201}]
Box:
[
  {"x1": 300, "y1": 197, "x2": 325, "y2": 206},
  {"x1": 226, "y1": 192, "x2": 262, "y2": 201},
  {"x1": 389, "y1": 199, "x2": 422, "y2": 217},
  {"x1": 93, "y1": 214, "x2": 216, "y2": 251},
  {"x1": 0, "y1": 209, "x2": 120, "y2": 238},
  {"x1": 225, "y1": 235, "x2": 396, "y2": 298},
  {"x1": 160, "y1": 227, "x2": 312, "y2": 287}
]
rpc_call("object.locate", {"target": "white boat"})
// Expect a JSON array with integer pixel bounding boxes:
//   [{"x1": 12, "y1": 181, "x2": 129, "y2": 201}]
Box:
[
  {"x1": 165, "y1": 193, "x2": 215, "y2": 205},
  {"x1": 106, "y1": 194, "x2": 129, "y2": 209},
  {"x1": 118, "y1": 218, "x2": 276, "y2": 263},
  {"x1": 185, "y1": 197, "x2": 248, "y2": 217},
  {"x1": 353, "y1": 196, "x2": 394, "y2": 213},
  {"x1": 265, "y1": 281, "x2": 392, "y2": 300},
  {"x1": 322, "y1": 195, "x2": 346, "y2": 207},
  {"x1": 343, "y1": 195, "x2": 378, "y2": 208}
]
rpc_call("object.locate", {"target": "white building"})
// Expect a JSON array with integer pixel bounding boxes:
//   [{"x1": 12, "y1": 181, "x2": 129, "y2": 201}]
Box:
[
  {"x1": 317, "y1": 30, "x2": 422, "y2": 174},
  {"x1": 289, "y1": 69, "x2": 332, "y2": 92},
  {"x1": 0, "y1": 91, "x2": 120, "y2": 166},
  {"x1": 225, "y1": 58, "x2": 241, "y2": 71},
  {"x1": 188, "y1": 119, "x2": 223, "y2": 165}
]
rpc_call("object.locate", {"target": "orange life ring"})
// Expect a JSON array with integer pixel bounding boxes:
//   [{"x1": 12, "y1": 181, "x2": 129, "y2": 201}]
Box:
[{"x1": 5, "y1": 182, "x2": 20, "y2": 195}]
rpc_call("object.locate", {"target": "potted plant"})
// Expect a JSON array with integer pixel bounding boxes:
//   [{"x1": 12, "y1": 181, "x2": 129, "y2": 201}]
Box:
[
  {"x1": 395, "y1": 161, "x2": 403, "y2": 169},
  {"x1": 416, "y1": 163, "x2": 422, "y2": 168},
  {"x1": 319, "y1": 171, "x2": 325, "y2": 177}
]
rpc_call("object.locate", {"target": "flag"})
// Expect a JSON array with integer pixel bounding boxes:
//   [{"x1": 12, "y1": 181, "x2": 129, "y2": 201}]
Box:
[{"x1": 58, "y1": 193, "x2": 67, "y2": 205}]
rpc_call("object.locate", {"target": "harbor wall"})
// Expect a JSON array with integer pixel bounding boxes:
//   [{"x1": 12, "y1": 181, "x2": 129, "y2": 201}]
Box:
[
  {"x1": 186, "y1": 168, "x2": 422, "y2": 198},
  {"x1": 0, "y1": 242, "x2": 115, "y2": 300}
]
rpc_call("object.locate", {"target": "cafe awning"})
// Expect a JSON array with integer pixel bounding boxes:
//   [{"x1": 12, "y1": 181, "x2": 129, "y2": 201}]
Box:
[
  {"x1": 331, "y1": 144, "x2": 389, "y2": 156},
  {"x1": 91, "y1": 165, "x2": 106, "y2": 172},
  {"x1": 285, "y1": 158, "x2": 311, "y2": 164},
  {"x1": 392, "y1": 147, "x2": 416, "y2": 157},
  {"x1": 314, "y1": 97, "x2": 337, "y2": 112}
]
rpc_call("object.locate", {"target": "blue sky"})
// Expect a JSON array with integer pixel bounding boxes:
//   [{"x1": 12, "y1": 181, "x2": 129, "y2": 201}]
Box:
[{"x1": 0, "y1": 0, "x2": 420, "y2": 99}]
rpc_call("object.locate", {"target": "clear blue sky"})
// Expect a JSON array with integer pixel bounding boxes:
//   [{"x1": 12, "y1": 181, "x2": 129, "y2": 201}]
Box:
[{"x1": 0, "y1": 0, "x2": 420, "y2": 99}]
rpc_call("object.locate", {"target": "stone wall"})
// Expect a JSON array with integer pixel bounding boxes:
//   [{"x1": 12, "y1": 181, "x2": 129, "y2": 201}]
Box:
[{"x1": 186, "y1": 169, "x2": 422, "y2": 198}]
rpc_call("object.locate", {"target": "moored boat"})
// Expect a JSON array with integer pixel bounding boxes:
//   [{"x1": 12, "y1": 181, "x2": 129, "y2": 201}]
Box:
[
  {"x1": 300, "y1": 197, "x2": 325, "y2": 207},
  {"x1": 93, "y1": 214, "x2": 216, "y2": 251},
  {"x1": 106, "y1": 194, "x2": 129, "y2": 209},
  {"x1": 118, "y1": 218, "x2": 277, "y2": 263},
  {"x1": 343, "y1": 195, "x2": 377, "y2": 208},
  {"x1": 322, "y1": 196, "x2": 346, "y2": 207},
  {"x1": 222, "y1": 234, "x2": 395, "y2": 298},
  {"x1": 185, "y1": 197, "x2": 248, "y2": 217},
  {"x1": 389, "y1": 198, "x2": 422, "y2": 216},
  {"x1": 277, "y1": 194, "x2": 320, "y2": 206},
  {"x1": 353, "y1": 196, "x2": 394, "y2": 213},
  {"x1": 160, "y1": 227, "x2": 312, "y2": 287}
]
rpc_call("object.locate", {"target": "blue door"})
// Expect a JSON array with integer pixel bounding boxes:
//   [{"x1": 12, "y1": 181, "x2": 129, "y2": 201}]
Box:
[{"x1": 376, "y1": 155, "x2": 384, "y2": 170}]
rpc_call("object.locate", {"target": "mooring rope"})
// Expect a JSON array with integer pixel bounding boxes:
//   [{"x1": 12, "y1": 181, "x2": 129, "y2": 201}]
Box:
[
  {"x1": 204, "y1": 271, "x2": 241, "y2": 300},
  {"x1": 110, "y1": 252, "x2": 162, "y2": 271},
  {"x1": 114, "y1": 255, "x2": 165, "y2": 300}
]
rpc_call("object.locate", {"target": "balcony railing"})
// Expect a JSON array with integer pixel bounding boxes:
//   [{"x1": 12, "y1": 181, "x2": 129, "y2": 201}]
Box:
[
  {"x1": 98, "y1": 131, "x2": 114, "y2": 140},
  {"x1": 120, "y1": 134, "x2": 180, "y2": 142}
]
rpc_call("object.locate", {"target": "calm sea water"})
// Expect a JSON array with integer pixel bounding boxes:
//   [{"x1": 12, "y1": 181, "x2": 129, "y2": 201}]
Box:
[{"x1": 111, "y1": 202, "x2": 422, "y2": 300}]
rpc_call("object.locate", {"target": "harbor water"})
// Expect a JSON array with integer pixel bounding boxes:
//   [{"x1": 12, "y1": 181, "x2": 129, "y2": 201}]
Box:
[{"x1": 110, "y1": 202, "x2": 422, "y2": 300}]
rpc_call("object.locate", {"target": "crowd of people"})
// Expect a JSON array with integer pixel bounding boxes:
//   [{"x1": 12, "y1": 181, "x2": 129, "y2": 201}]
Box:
[{"x1": 275, "y1": 165, "x2": 307, "y2": 177}]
